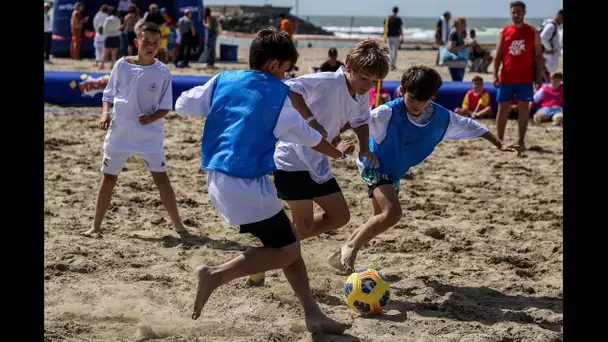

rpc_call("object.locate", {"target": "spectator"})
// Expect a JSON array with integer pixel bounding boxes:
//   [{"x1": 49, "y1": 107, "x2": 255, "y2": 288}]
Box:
[
  {"x1": 160, "y1": 7, "x2": 175, "y2": 27},
  {"x1": 117, "y1": 0, "x2": 131, "y2": 19},
  {"x1": 384, "y1": 6, "x2": 403, "y2": 71},
  {"x1": 368, "y1": 81, "x2": 391, "y2": 109},
  {"x1": 142, "y1": 3, "x2": 165, "y2": 27},
  {"x1": 435, "y1": 11, "x2": 451, "y2": 65},
  {"x1": 278, "y1": 13, "x2": 293, "y2": 38},
  {"x1": 445, "y1": 17, "x2": 470, "y2": 81},
  {"x1": 44, "y1": 3, "x2": 53, "y2": 64},
  {"x1": 468, "y1": 29, "x2": 493, "y2": 73},
  {"x1": 454, "y1": 76, "x2": 493, "y2": 119},
  {"x1": 101, "y1": 7, "x2": 121, "y2": 69},
  {"x1": 319, "y1": 48, "x2": 344, "y2": 72},
  {"x1": 176, "y1": 9, "x2": 196, "y2": 67},
  {"x1": 531, "y1": 70, "x2": 563, "y2": 126},
  {"x1": 70, "y1": 2, "x2": 89, "y2": 60},
  {"x1": 94, "y1": 26, "x2": 105, "y2": 67},
  {"x1": 93, "y1": 5, "x2": 109, "y2": 33},
  {"x1": 493, "y1": 1, "x2": 543, "y2": 149},
  {"x1": 540, "y1": 9, "x2": 563, "y2": 81},
  {"x1": 123, "y1": 4, "x2": 140, "y2": 56},
  {"x1": 203, "y1": 7, "x2": 219, "y2": 67}
]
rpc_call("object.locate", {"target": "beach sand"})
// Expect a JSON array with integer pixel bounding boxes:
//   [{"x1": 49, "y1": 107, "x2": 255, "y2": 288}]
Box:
[
  {"x1": 44, "y1": 48, "x2": 563, "y2": 342},
  {"x1": 44, "y1": 45, "x2": 562, "y2": 82}
]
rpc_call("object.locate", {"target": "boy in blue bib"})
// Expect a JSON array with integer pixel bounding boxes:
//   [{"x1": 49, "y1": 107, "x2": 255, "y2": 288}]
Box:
[
  {"x1": 175, "y1": 28, "x2": 350, "y2": 334},
  {"x1": 328, "y1": 66, "x2": 520, "y2": 273}
]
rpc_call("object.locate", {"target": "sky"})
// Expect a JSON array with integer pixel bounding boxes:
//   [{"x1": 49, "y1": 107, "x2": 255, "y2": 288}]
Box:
[{"x1": 204, "y1": 0, "x2": 563, "y2": 18}]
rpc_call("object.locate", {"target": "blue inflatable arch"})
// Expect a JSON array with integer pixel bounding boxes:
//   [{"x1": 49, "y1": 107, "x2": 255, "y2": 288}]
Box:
[{"x1": 51, "y1": 0, "x2": 205, "y2": 58}]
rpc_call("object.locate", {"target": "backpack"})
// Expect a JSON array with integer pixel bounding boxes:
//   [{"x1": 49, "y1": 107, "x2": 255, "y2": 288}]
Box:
[{"x1": 538, "y1": 20, "x2": 558, "y2": 52}]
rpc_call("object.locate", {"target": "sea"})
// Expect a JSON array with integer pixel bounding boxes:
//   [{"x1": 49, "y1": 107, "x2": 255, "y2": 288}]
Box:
[{"x1": 218, "y1": 16, "x2": 563, "y2": 50}]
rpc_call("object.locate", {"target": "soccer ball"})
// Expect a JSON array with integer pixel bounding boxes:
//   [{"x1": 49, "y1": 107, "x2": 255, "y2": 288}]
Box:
[{"x1": 343, "y1": 268, "x2": 391, "y2": 315}]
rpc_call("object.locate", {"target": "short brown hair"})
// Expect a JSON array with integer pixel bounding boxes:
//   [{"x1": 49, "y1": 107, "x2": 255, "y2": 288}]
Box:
[
  {"x1": 472, "y1": 75, "x2": 483, "y2": 83},
  {"x1": 400, "y1": 66, "x2": 443, "y2": 101},
  {"x1": 249, "y1": 27, "x2": 298, "y2": 69},
  {"x1": 345, "y1": 39, "x2": 390, "y2": 79},
  {"x1": 136, "y1": 21, "x2": 161, "y2": 36},
  {"x1": 550, "y1": 70, "x2": 563, "y2": 80}
]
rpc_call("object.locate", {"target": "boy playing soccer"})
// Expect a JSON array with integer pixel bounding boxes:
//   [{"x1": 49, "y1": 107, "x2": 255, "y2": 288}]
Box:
[
  {"x1": 84, "y1": 22, "x2": 190, "y2": 237},
  {"x1": 328, "y1": 66, "x2": 519, "y2": 273},
  {"x1": 175, "y1": 28, "x2": 350, "y2": 334},
  {"x1": 246, "y1": 39, "x2": 390, "y2": 286}
]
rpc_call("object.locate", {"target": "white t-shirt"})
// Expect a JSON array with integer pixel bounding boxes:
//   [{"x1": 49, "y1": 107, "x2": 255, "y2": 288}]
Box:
[
  {"x1": 94, "y1": 33, "x2": 105, "y2": 46},
  {"x1": 102, "y1": 58, "x2": 173, "y2": 155},
  {"x1": 369, "y1": 104, "x2": 489, "y2": 145},
  {"x1": 93, "y1": 11, "x2": 109, "y2": 32},
  {"x1": 175, "y1": 75, "x2": 324, "y2": 226},
  {"x1": 274, "y1": 66, "x2": 370, "y2": 183},
  {"x1": 103, "y1": 15, "x2": 122, "y2": 38},
  {"x1": 44, "y1": 12, "x2": 52, "y2": 32}
]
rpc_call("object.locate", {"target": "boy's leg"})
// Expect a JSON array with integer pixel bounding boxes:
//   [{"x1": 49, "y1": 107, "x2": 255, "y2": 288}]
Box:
[
  {"x1": 454, "y1": 108, "x2": 471, "y2": 117},
  {"x1": 309, "y1": 190, "x2": 350, "y2": 238},
  {"x1": 329, "y1": 183, "x2": 401, "y2": 273},
  {"x1": 143, "y1": 153, "x2": 190, "y2": 234},
  {"x1": 192, "y1": 211, "x2": 348, "y2": 334},
  {"x1": 85, "y1": 151, "x2": 129, "y2": 235},
  {"x1": 552, "y1": 113, "x2": 563, "y2": 126},
  {"x1": 515, "y1": 83, "x2": 534, "y2": 147}
]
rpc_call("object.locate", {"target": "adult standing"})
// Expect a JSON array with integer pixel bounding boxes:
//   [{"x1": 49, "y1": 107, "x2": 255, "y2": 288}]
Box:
[
  {"x1": 70, "y1": 2, "x2": 89, "y2": 60},
  {"x1": 101, "y1": 6, "x2": 121, "y2": 69},
  {"x1": 176, "y1": 9, "x2": 196, "y2": 67},
  {"x1": 540, "y1": 9, "x2": 563, "y2": 80},
  {"x1": 435, "y1": 11, "x2": 451, "y2": 65},
  {"x1": 446, "y1": 17, "x2": 471, "y2": 81},
  {"x1": 384, "y1": 6, "x2": 403, "y2": 71},
  {"x1": 44, "y1": 3, "x2": 53, "y2": 64},
  {"x1": 93, "y1": 5, "x2": 109, "y2": 33},
  {"x1": 122, "y1": 4, "x2": 140, "y2": 56},
  {"x1": 202, "y1": 7, "x2": 219, "y2": 67},
  {"x1": 493, "y1": 1, "x2": 543, "y2": 149},
  {"x1": 142, "y1": 3, "x2": 165, "y2": 26}
]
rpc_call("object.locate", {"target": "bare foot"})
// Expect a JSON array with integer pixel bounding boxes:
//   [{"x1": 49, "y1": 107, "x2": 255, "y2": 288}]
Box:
[
  {"x1": 192, "y1": 266, "x2": 218, "y2": 320},
  {"x1": 327, "y1": 249, "x2": 353, "y2": 275},
  {"x1": 340, "y1": 244, "x2": 357, "y2": 274},
  {"x1": 83, "y1": 227, "x2": 102, "y2": 237},
  {"x1": 175, "y1": 224, "x2": 193, "y2": 237},
  {"x1": 305, "y1": 312, "x2": 350, "y2": 334}
]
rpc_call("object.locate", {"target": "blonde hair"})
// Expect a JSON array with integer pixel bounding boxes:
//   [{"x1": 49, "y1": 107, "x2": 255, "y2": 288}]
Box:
[
  {"x1": 345, "y1": 39, "x2": 390, "y2": 79},
  {"x1": 550, "y1": 70, "x2": 563, "y2": 80}
]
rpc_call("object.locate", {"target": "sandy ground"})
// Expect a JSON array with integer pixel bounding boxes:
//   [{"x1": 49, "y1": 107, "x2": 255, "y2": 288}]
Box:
[
  {"x1": 44, "y1": 47, "x2": 563, "y2": 341},
  {"x1": 44, "y1": 106, "x2": 563, "y2": 341},
  {"x1": 46, "y1": 45, "x2": 559, "y2": 82}
]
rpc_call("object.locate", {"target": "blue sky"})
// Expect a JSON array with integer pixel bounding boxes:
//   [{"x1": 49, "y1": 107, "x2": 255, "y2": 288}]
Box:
[{"x1": 204, "y1": 0, "x2": 563, "y2": 18}]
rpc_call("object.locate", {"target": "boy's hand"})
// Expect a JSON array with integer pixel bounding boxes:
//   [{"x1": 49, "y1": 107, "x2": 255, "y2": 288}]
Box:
[
  {"x1": 138, "y1": 114, "x2": 155, "y2": 125},
  {"x1": 497, "y1": 141, "x2": 523, "y2": 154},
  {"x1": 336, "y1": 139, "x2": 356, "y2": 155},
  {"x1": 331, "y1": 135, "x2": 342, "y2": 147},
  {"x1": 358, "y1": 150, "x2": 380, "y2": 169},
  {"x1": 98, "y1": 113, "x2": 111, "y2": 130},
  {"x1": 308, "y1": 118, "x2": 328, "y2": 139}
]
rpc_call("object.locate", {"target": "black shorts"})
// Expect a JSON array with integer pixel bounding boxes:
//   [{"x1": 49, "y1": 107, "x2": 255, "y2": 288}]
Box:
[
  {"x1": 273, "y1": 170, "x2": 342, "y2": 201},
  {"x1": 127, "y1": 31, "x2": 137, "y2": 47},
  {"x1": 239, "y1": 210, "x2": 296, "y2": 248},
  {"x1": 104, "y1": 36, "x2": 120, "y2": 49},
  {"x1": 360, "y1": 168, "x2": 400, "y2": 198}
]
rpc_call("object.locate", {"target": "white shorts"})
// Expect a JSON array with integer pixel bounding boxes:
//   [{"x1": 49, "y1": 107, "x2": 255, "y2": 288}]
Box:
[{"x1": 100, "y1": 150, "x2": 167, "y2": 175}]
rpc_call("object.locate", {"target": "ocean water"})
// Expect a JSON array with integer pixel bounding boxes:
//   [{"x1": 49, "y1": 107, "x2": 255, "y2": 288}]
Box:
[{"x1": 219, "y1": 16, "x2": 563, "y2": 50}]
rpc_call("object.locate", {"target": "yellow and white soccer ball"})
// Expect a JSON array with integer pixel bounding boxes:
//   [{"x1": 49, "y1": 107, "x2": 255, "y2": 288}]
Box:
[{"x1": 344, "y1": 268, "x2": 391, "y2": 315}]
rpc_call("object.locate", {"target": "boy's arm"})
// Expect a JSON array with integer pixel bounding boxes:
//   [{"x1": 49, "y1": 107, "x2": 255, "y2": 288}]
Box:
[
  {"x1": 444, "y1": 111, "x2": 520, "y2": 153},
  {"x1": 289, "y1": 91, "x2": 328, "y2": 139},
  {"x1": 99, "y1": 61, "x2": 121, "y2": 130},
  {"x1": 275, "y1": 99, "x2": 353, "y2": 159},
  {"x1": 175, "y1": 75, "x2": 218, "y2": 117}
]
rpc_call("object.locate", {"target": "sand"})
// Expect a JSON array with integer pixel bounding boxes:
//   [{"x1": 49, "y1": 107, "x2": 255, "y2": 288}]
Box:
[
  {"x1": 46, "y1": 45, "x2": 560, "y2": 82},
  {"x1": 44, "y1": 50, "x2": 563, "y2": 342}
]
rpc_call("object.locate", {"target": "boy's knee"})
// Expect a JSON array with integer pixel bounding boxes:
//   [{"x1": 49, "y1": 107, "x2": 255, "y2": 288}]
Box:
[
  {"x1": 334, "y1": 208, "x2": 351, "y2": 229},
  {"x1": 382, "y1": 203, "x2": 402, "y2": 227},
  {"x1": 278, "y1": 242, "x2": 301, "y2": 265},
  {"x1": 533, "y1": 113, "x2": 548, "y2": 124},
  {"x1": 552, "y1": 114, "x2": 563, "y2": 125}
]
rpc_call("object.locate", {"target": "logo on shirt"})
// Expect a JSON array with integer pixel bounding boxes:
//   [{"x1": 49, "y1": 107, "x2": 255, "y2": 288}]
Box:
[
  {"x1": 69, "y1": 73, "x2": 110, "y2": 98},
  {"x1": 149, "y1": 82, "x2": 158, "y2": 92},
  {"x1": 508, "y1": 39, "x2": 526, "y2": 56}
]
